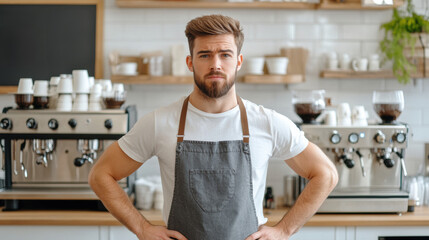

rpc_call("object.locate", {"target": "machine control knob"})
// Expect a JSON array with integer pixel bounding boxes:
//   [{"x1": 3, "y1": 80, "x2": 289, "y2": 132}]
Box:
[
  {"x1": 348, "y1": 133, "x2": 359, "y2": 144},
  {"x1": 68, "y1": 119, "x2": 77, "y2": 128},
  {"x1": 48, "y1": 119, "x2": 59, "y2": 130},
  {"x1": 104, "y1": 119, "x2": 113, "y2": 129},
  {"x1": 374, "y1": 131, "x2": 386, "y2": 144},
  {"x1": 330, "y1": 131, "x2": 341, "y2": 144},
  {"x1": 383, "y1": 158, "x2": 395, "y2": 168},
  {"x1": 26, "y1": 118, "x2": 38, "y2": 129},
  {"x1": 0, "y1": 118, "x2": 12, "y2": 130},
  {"x1": 394, "y1": 132, "x2": 406, "y2": 143},
  {"x1": 343, "y1": 158, "x2": 355, "y2": 169}
]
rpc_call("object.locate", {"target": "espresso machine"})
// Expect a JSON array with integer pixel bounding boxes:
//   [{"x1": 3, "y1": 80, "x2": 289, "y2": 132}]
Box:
[
  {"x1": 301, "y1": 124, "x2": 409, "y2": 213},
  {"x1": 295, "y1": 90, "x2": 409, "y2": 213},
  {"x1": 0, "y1": 106, "x2": 137, "y2": 210}
]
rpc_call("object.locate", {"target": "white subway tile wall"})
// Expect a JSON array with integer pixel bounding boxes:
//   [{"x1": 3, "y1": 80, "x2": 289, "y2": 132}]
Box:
[
  {"x1": 86, "y1": 0, "x2": 429, "y2": 196},
  {"x1": 110, "y1": 0, "x2": 429, "y2": 196},
  {"x1": 3, "y1": 0, "x2": 429, "y2": 197}
]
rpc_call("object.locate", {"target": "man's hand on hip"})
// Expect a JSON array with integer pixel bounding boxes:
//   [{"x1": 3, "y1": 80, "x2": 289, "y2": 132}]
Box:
[
  {"x1": 137, "y1": 223, "x2": 187, "y2": 240},
  {"x1": 245, "y1": 225, "x2": 290, "y2": 240}
]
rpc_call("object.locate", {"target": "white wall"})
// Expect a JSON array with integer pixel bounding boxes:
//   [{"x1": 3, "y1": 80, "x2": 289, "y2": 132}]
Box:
[{"x1": 2, "y1": 0, "x2": 429, "y2": 197}]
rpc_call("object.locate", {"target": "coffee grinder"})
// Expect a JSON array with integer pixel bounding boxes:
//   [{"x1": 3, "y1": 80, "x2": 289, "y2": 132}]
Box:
[{"x1": 292, "y1": 90, "x2": 325, "y2": 125}]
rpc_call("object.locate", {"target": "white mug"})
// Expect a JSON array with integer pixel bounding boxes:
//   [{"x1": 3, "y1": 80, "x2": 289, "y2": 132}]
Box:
[
  {"x1": 352, "y1": 58, "x2": 369, "y2": 71},
  {"x1": 117, "y1": 62, "x2": 138, "y2": 75},
  {"x1": 246, "y1": 57, "x2": 265, "y2": 75},
  {"x1": 337, "y1": 103, "x2": 352, "y2": 126},
  {"x1": 340, "y1": 54, "x2": 351, "y2": 70},
  {"x1": 369, "y1": 60, "x2": 380, "y2": 71},
  {"x1": 325, "y1": 110, "x2": 337, "y2": 126},
  {"x1": 352, "y1": 105, "x2": 368, "y2": 126},
  {"x1": 328, "y1": 59, "x2": 339, "y2": 70},
  {"x1": 266, "y1": 57, "x2": 289, "y2": 75}
]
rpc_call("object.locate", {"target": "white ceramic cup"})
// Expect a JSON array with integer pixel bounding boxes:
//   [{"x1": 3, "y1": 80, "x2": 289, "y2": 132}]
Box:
[
  {"x1": 73, "y1": 93, "x2": 89, "y2": 111},
  {"x1": 352, "y1": 58, "x2": 369, "y2": 71},
  {"x1": 90, "y1": 83, "x2": 103, "y2": 99},
  {"x1": 117, "y1": 62, "x2": 138, "y2": 75},
  {"x1": 57, "y1": 94, "x2": 73, "y2": 111},
  {"x1": 325, "y1": 110, "x2": 337, "y2": 126},
  {"x1": 266, "y1": 57, "x2": 289, "y2": 75},
  {"x1": 17, "y1": 78, "x2": 34, "y2": 94},
  {"x1": 328, "y1": 59, "x2": 339, "y2": 70},
  {"x1": 352, "y1": 105, "x2": 368, "y2": 126},
  {"x1": 88, "y1": 102, "x2": 102, "y2": 111},
  {"x1": 49, "y1": 76, "x2": 60, "y2": 86},
  {"x1": 72, "y1": 69, "x2": 90, "y2": 94},
  {"x1": 33, "y1": 80, "x2": 49, "y2": 97},
  {"x1": 369, "y1": 59, "x2": 380, "y2": 71},
  {"x1": 337, "y1": 103, "x2": 352, "y2": 126},
  {"x1": 340, "y1": 54, "x2": 351, "y2": 70},
  {"x1": 246, "y1": 57, "x2": 265, "y2": 75},
  {"x1": 57, "y1": 77, "x2": 73, "y2": 94},
  {"x1": 88, "y1": 76, "x2": 95, "y2": 89}
]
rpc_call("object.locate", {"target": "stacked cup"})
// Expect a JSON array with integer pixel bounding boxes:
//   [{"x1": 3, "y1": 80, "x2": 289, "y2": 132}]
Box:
[
  {"x1": 57, "y1": 76, "x2": 73, "y2": 111},
  {"x1": 15, "y1": 78, "x2": 34, "y2": 109},
  {"x1": 89, "y1": 83, "x2": 103, "y2": 111},
  {"x1": 33, "y1": 80, "x2": 49, "y2": 109},
  {"x1": 337, "y1": 103, "x2": 352, "y2": 126},
  {"x1": 72, "y1": 70, "x2": 90, "y2": 111},
  {"x1": 49, "y1": 76, "x2": 60, "y2": 109}
]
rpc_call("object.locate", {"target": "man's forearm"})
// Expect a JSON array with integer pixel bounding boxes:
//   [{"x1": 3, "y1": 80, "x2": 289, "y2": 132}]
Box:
[
  {"x1": 275, "y1": 170, "x2": 337, "y2": 236},
  {"x1": 89, "y1": 172, "x2": 150, "y2": 237}
]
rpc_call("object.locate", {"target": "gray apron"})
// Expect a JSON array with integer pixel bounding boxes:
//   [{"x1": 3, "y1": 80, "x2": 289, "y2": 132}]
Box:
[{"x1": 167, "y1": 96, "x2": 259, "y2": 240}]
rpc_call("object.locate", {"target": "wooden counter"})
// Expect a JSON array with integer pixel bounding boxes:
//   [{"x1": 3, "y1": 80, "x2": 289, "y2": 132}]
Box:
[{"x1": 1, "y1": 207, "x2": 429, "y2": 226}]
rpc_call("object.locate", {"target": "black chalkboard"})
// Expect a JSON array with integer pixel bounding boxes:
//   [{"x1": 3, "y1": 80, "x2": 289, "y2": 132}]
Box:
[{"x1": 0, "y1": 4, "x2": 96, "y2": 85}]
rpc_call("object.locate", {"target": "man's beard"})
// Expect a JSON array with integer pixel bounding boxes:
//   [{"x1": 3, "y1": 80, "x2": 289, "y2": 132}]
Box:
[{"x1": 194, "y1": 70, "x2": 236, "y2": 98}]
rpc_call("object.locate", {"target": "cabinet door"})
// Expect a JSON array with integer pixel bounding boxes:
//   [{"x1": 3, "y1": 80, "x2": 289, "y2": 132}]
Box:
[
  {"x1": 0, "y1": 226, "x2": 99, "y2": 240},
  {"x1": 356, "y1": 226, "x2": 429, "y2": 240},
  {"x1": 291, "y1": 226, "x2": 341, "y2": 240},
  {"x1": 110, "y1": 226, "x2": 138, "y2": 240}
]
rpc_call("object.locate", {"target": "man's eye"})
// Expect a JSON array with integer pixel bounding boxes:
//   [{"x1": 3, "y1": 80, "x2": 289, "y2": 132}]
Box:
[
  {"x1": 222, "y1": 54, "x2": 232, "y2": 58},
  {"x1": 199, "y1": 54, "x2": 209, "y2": 58}
]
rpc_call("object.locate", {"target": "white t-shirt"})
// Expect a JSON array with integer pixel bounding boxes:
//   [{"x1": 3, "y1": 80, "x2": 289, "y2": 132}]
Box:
[{"x1": 118, "y1": 96, "x2": 308, "y2": 226}]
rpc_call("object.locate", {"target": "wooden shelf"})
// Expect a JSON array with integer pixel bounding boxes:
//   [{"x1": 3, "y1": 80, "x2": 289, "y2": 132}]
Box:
[
  {"x1": 241, "y1": 74, "x2": 304, "y2": 84},
  {"x1": 116, "y1": 0, "x2": 402, "y2": 9},
  {"x1": 111, "y1": 75, "x2": 194, "y2": 84},
  {"x1": 318, "y1": 0, "x2": 404, "y2": 10},
  {"x1": 0, "y1": 86, "x2": 18, "y2": 94},
  {"x1": 320, "y1": 70, "x2": 395, "y2": 79},
  {"x1": 111, "y1": 74, "x2": 304, "y2": 84},
  {"x1": 116, "y1": 0, "x2": 317, "y2": 9}
]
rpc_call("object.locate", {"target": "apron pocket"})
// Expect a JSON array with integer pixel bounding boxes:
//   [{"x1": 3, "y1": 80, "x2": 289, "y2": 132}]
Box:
[{"x1": 189, "y1": 169, "x2": 236, "y2": 213}]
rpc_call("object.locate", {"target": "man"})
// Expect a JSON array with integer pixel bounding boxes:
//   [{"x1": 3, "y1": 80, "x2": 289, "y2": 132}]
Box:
[{"x1": 89, "y1": 15, "x2": 338, "y2": 240}]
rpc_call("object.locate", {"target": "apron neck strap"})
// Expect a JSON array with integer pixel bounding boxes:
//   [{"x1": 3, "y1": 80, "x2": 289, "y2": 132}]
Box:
[{"x1": 177, "y1": 95, "x2": 250, "y2": 143}]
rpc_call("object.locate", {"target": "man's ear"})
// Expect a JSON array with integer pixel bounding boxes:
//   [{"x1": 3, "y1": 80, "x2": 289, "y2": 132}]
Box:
[
  {"x1": 186, "y1": 55, "x2": 193, "y2": 72},
  {"x1": 236, "y1": 54, "x2": 243, "y2": 72}
]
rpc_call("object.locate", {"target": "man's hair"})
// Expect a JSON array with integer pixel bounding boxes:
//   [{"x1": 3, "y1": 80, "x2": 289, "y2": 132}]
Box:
[{"x1": 185, "y1": 15, "x2": 244, "y2": 56}]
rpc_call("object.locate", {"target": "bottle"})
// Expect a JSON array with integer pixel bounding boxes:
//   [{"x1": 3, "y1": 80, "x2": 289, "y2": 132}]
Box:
[{"x1": 264, "y1": 187, "x2": 275, "y2": 209}]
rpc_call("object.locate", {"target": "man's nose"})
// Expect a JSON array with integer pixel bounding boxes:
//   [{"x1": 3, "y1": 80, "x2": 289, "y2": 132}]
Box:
[{"x1": 210, "y1": 55, "x2": 221, "y2": 71}]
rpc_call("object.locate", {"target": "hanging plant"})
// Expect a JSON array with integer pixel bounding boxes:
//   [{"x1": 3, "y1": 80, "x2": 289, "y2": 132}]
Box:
[{"x1": 380, "y1": 0, "x2": 429, "y2": 84}]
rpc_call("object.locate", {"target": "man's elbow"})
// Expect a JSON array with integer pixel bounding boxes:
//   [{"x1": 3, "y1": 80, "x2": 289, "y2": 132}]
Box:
[
  {"x1": 325, "y1": 164, "x2": 338, "y2": 191},
  {"x1": 88, "y1": 167, "x2": 100, "y2": 191}
]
